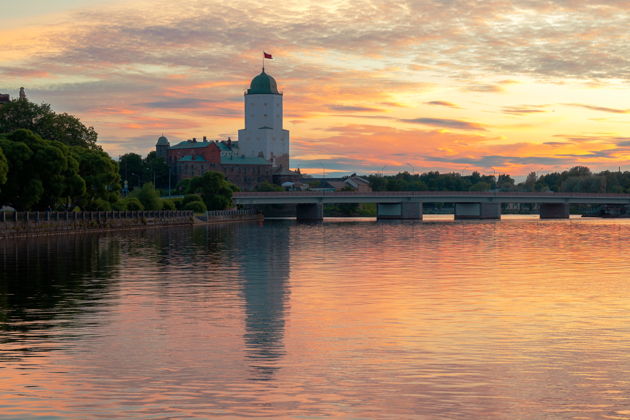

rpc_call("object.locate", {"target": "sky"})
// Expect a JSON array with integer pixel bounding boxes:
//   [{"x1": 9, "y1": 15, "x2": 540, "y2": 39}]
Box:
[{"x1": 0, "y1": 0, "x2": 628, "y2": 176}]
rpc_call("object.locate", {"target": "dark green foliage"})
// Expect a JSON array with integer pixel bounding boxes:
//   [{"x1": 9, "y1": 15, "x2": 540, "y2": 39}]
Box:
[
  {"x1": 161, "y1": 199, "x2": 176, "y2": 210},
  {"x1": 0, "y1": 129, "x2": 88, "y2": 210},
  {"x1": 144, "y1": 151, "x2": 171, "y2": 189},
  {"x1": 123, "y1": 197, "x2": 144, "y2": 210},
  {"x1": 72, "y1": 147, "x2": 120, "y2": 210},
  {"x1": 118, "y1": 151, "x2": 172, "y2": 191},
  {"x1": 0, "y1": 146, "x2": 8, "y2": 187},
  {"x1": 119, "y1": 153, "x2": 145, "y2": 190},
  {"x1": 183, "y1": 194, "x2": 204, "y2": 206},
  {"x1": 366, "y1": 166, "x2": 630, "y2": 194},
  {"x1": 367, "y1": 171, "x2": 494, "y2": 192},
  {"x1": 88, "y1": 198, "x2": 113, "y2": 211},
  {"x1": 112, "y1": 200, "x2": 127, "y2": 211},
  {"x1": 187, "y1": 171, "x2": 238, "y2": 210},
  {"x1": 0, "y1": 98, "x2": 99, "y2": 150},
  {"x1": 255, "y1": 181, "x2": 283, "y2": 192},
  {"x1": 184, "y1": 200, "x2": 207, "y2": 213},
  {"x1": 129, "y1": 183, "x2": 162, "y2": 210}
]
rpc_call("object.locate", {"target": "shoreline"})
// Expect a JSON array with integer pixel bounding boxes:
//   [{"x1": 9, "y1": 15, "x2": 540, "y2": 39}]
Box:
[{"x1": 0, "y1": 210, "x2": 262, "y2": 239}]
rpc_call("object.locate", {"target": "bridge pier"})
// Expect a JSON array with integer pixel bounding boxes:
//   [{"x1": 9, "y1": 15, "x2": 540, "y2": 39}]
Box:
[
  {"x1": 539, "y1": 203, "x2": 569, "y2": 219},
  {"x1": 455, "y1": 203, "x2": 501, "y2": 220},
  {"x1": 296, "y1": 203, "x2": 323, "y2": 221},
  {"x1": 377, "y1": 202, "x2": 422, "y2": 220}
]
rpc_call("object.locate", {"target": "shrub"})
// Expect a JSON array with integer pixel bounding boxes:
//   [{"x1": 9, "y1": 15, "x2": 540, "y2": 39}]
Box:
[
  {"x1": 184, "y1": 200, "x2": 207, "y2": 213},
  {"x1": 129, "y1": 182, "x2": 162, "y2": 210},
  {"x1": 183, "y1": 194, "x2": 203, "y2": 206},
  {"x1": 112, "y1": 200, "x2": 127, "y2": 211},
  {"x1": 89, "y1": 198, "x2": 112, "y2": 211},
  {"x1": 161, "y1": 199, "x2": 176, "y2": 210},
  {"x1": 124, "y1": 197, "x2": 144, "y2": 210}
]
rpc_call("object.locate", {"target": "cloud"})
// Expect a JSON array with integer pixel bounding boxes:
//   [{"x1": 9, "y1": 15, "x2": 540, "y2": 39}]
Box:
[
  {"x1": 425, "y1": 101, "x2": 459, "y2": 108},
  {"x1": 328, "y1": 105, "x2": 384, "y2": 112},
  {"x1": 502, "y1": 106, "x2": 547, "y2": 115},
  {"x1": 465, "y1": 84, "x2": 503, "y2": 93},
  {"x1": 400, "y1": 118, "x2": 486, "y2": 131},
  {"x1": 564, "y1": 103, "x2": 629, "y2": 114}
]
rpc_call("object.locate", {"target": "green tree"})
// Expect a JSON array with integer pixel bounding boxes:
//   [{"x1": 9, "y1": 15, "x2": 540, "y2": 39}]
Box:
[
  {"x1": 0, "y1": 145, "x2": 8, "y2": 187},
  {"x1": 184, "y1": 200, "x2": 207, "y2": 213},
  {"x1": 188, "y1": 171, "x2": 238, "y2": 210},
  {"x1": 255, "y1": 181, "x2": 283, "y2": 192},
  {"x1": 119, "y1": 153, "x2": 145, "y2": 190},
  {"x1": 161, "y1": 199, "x2": 176, "y2": 210},
  {"x1": 0, "y1": 98, "x2": 99, "y2": 150},
  {"x1": 129, "y1": 182, "x2": 162, "y2": 210},
  {"x1": 144, "y1": 151, "x2": 171, "y2": 190},
  {"x1": 72, "y1": 147, "x2": 120, "y2": 210},
  {"x1": 123, "y1": 197, "x2": 144, "y2": 210},
  {"x1": 0, "y1": 129, "x2": 85, "y2": 210}
]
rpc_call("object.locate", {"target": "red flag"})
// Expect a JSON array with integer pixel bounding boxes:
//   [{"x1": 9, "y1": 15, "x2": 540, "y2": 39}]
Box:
[{"x1": 263, "y1": 52, "x2": 273, "y2": 59}]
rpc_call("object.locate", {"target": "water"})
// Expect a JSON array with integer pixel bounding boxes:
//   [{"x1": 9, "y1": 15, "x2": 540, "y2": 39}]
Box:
[{"x1": 1, "y1": 216, "x2": 629, "y2": 419}]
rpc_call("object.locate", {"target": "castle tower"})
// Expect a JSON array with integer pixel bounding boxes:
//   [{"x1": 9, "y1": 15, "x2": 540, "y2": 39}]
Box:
[
  {"x1": 155, "y1": 135, "x2": 170, "y2": 161},
  {"x1": 237, "y1": 70, "x2": 290, "y2": 170}
]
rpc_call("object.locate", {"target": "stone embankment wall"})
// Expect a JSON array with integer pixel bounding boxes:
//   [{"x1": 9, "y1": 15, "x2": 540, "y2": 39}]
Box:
[
  {"x1": 0, "y1": 211, "x2": 194, "y2": 238},
  {"x1": 195, "y1": 209, "x2": 263, "y2": 224},
  {"x1": 0, "y1": 209, "x2": 262, "y2": 238}
]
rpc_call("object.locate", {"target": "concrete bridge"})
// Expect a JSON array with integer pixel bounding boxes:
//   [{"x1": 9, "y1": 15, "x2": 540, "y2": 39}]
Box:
[{"x1": 233, "y1": 191, "x2": 630, "y2": 221}]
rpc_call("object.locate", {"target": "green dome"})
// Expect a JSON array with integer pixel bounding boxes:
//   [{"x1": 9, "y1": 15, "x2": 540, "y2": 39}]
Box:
[
  {"x1": 156, "y1": 135, "x2": 169, "y2": 146},
  {"x1": 247, "y1": 70, "x2": 280, "y2": 94}
]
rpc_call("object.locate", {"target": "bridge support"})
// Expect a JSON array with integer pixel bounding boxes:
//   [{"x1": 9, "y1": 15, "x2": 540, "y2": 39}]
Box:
[
  {"x1": 455, "y1": 203, "x2": 501, "y2": 220},
  {"x1": 296, "y1": 203, "x2": 323, "y2": 221},
  {"x1": 377, "y1": 202, "x2": 422, "y2": 220},
  {"x1": 539, "y1": 203, "x2": 569, "y2": 219}
]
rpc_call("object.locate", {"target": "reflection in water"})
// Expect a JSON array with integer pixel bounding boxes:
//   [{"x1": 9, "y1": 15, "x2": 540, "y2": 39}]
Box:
[
  {"x1": 235, "y1": 222, "x2": 290, "y2": 380},
  {"x1": 0, "y1": 218, "x2": 630, "y2": 418},
  {"x1": 0, "y1": 235, "x2": 120, "y2": 361}
]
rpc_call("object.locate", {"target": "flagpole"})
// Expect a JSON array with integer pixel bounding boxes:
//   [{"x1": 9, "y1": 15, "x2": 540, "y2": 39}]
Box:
[{"x1": 262, "y1": 52, "x2": 264, "y2": 71}]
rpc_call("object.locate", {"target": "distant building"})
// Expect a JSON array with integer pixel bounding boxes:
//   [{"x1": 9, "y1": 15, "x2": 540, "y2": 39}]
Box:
[
  {"x1": 304, "y1": 175, "x2": 372, "y2": 192},
  {"x1": 0, "y1": 93, "x2": 10, "y2": 106},
  {"x1": 155, "y1": 69, "x2": 298, "y2": 191}
]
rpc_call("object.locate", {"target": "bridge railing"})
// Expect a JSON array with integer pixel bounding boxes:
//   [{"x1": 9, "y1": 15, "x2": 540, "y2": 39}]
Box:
[{"x1": 234, "y1": 191, "x2": 630, "y2": 198}]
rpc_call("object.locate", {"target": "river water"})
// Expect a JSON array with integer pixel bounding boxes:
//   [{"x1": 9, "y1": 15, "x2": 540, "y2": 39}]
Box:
[{"x1": 1, "y1": 216, "x2": 629, "y2": 419}]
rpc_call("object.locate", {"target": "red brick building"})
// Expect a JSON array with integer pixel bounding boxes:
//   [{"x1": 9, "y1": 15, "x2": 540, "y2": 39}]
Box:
[{"x1": 156, "y1": 136, "x2": 274, "y2": 190}]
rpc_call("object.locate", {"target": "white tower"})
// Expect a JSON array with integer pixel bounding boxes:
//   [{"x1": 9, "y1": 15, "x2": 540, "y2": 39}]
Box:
[{"x1": 238, "y1": 70, "x2": 290, "y2": 170}]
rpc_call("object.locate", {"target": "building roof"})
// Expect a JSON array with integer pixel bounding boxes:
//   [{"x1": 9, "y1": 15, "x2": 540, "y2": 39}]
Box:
[
  {"x1": 247, "y1": 70, "x2": 280, "y2": 95},
  {"x1": 156, "y1": 135, "x2": 169, "y2": 146},
  {"x1": 171, "y1": 140, "x2": 214, "y2": 150},
  {"x1": 221, "y1": 155, "x2": 271, "y2": 165},
  {"x1": 216, "y1": 141, "x2": 239, "y2": 152},
  {"x1": 178, "y1": 155, "x2": 207, "y2": 162}
]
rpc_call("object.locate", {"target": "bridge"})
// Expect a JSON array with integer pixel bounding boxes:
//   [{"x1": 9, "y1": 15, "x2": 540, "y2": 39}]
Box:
[{"x1": 233, "y1": 191, "x2": 630, "y2": 221}]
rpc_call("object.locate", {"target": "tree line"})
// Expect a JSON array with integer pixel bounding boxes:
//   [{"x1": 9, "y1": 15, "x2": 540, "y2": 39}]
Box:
[
  {"x1": 0, "y1": 98, "x2": 237, "y2": 211},
  {"x1": 367, "y1": 166, "x2": 630, "y2": 193}
]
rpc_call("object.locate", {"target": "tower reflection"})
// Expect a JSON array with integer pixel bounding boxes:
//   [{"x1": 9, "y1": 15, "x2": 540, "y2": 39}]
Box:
[{"x1": 234, "y1": 221, "x2": 291, "y2": 381}]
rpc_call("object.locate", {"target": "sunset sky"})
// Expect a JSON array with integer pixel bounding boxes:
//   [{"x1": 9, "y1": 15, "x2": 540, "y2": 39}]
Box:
[{"x1": 1, "y1": 0, "x2": 628, "y2": 176}]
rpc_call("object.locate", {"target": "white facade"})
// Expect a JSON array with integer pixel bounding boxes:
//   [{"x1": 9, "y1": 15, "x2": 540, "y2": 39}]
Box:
[{"x1": 237, "y1": 72, "x2": 290, "y2": 170}]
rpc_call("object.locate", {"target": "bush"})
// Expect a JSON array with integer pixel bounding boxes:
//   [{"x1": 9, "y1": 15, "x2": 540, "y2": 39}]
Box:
[
  {"x1": 170, "y1": 198, "x2": 184, "y2": 210},
  {"x1": 124, "y1": 197, "x2": 144, "y2": 210},
  {"x1": 88, "y1": 198, "x2": 112, "y2": 211},
  {"x1": 129, "y1": 182, "x2": 162, "y2": 210},
  {"x1": 184, "y1": 200, "x2": 207, "y2": 213},
  {"x1": 112, "y1": 200, "x2": 127, "y2": 211},
  {"x1": 161, "y1": 199, "x2": 176, "y2": 210},
  {"x1": 183, "y1": 194, "x2": 203, "y2": 206}
]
